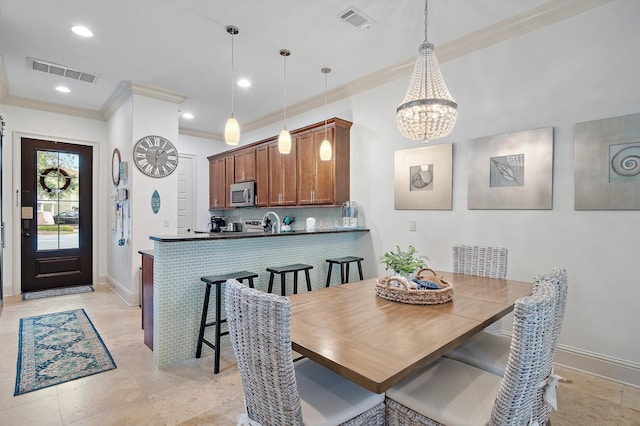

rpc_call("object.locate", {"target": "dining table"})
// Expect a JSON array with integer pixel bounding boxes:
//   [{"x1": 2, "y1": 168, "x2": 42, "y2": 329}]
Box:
[{"x1": 288, "y1": 271, "x2": 532, "y2": 394}]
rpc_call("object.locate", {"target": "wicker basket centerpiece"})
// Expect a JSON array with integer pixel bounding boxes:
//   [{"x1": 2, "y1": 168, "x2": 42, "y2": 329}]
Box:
[{"x1": 375, "y1": 267, "x2": 453, "y2": 305}]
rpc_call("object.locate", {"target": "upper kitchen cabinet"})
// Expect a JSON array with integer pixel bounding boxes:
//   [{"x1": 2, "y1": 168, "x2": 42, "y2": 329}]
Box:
[
  {"x1": 268, "y1": 141, "x2": 297, "y2": 206},
  {"x1": 209, "y1": 157, "x2": 226, "y2": 209},
  {"x1": 234, "y1": 148, "x2": 256, "y2": 182},
  {"x1": 297, "y1": 119, "x2": 351, "y2": 205},
  {"x1": 225, "y1": 156, "x2": 235, "y2": 207},
  {"x1": 255, "y1": 145, "x2": 269, "y2": 207}
]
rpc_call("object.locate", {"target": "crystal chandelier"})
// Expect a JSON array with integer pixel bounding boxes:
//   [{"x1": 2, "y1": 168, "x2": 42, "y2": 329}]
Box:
[
  {"x1": 396, "y1": 0, "x2": 457, "y2": 142},
  {"x1": 224, "y1": 25, "x2": 240, "y2": 145}
]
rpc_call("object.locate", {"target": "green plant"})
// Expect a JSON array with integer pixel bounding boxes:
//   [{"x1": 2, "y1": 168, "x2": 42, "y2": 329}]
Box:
[
  {"x1": 37, "y1": 225, "x2": 75, "y2": 233},
  {"x1": 378, "y1": 245, "x2": 428, "y2": 275}
]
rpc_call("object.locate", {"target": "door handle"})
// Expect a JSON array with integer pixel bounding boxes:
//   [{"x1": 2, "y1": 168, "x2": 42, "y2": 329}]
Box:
[{"x1": 0, "y1": 222, "x2": 4, "y2": 247}]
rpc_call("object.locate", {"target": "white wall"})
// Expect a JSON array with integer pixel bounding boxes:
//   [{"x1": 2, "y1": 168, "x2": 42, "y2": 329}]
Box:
[
  {"x1": 1, "y1": 104, "x2": 107, "y2": 297},
  {"x1": 241, "y1": 0, "x2": 640, "y2": 385}
]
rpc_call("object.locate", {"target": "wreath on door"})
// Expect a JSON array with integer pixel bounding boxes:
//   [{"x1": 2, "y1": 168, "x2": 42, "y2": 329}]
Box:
[{"x1": 39, "y1": 167, "x2": 71, "y2": 193}]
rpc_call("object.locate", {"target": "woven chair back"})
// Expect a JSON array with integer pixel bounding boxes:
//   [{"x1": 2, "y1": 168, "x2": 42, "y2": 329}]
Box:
[
  {"x1": 225, "y1": 279, "x2": 304, "y2": 425},
  {"x1": 489, "y1": 280, "x2": 556, "y2": 425},
  {"x1": 453, "y1": 245, "x2": 508, "y2": 279}
]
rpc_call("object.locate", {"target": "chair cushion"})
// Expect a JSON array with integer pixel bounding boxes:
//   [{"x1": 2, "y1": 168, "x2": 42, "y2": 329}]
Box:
[
  {"x1": 444, "y1": 331, "x2": 510, "y2": 376},
  {"x1": 295, "y1": 358, "x2": 385, "y2": 426},
  {"x1": 387, "y1": 357, "x2": 502, "y2": 426}
]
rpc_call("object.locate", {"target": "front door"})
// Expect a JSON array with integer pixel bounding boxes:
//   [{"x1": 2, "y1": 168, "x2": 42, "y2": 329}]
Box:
[{"x1": 21, "y1": 138, "x2": 93, "y2": 292}]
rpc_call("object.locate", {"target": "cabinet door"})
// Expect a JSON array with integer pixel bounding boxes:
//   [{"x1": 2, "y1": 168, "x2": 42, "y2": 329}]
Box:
[
  {"x1": 225, "y1": 156, "x2": 235, "y2": 207},
  {"x1": 297, "y1": 128, "x2": 334, "y2": 205},
  {"x1": 268, "y1": 142, "x2": 297, "y2": 206},
  {"x1": 234, "y1": 149, "x2": 256, "y2": 182},
  {"x1": 256, "y1": 146, "x2": 269, "y2": 207},
  {"x1": 313, "y1": 127, "x2": 335, "y2": 204},
  {"x1": 209, "y1": 158, "x2": 226, "y2": 208}
]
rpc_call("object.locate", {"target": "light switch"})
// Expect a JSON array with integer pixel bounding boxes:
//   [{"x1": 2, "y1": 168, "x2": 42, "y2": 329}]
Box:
[
  {"x1": 409, "y1": 220, "x2": 416, "y2": 232},
  {"x1": 163, "y1": 218, "x2": 169, "y2": 227}
]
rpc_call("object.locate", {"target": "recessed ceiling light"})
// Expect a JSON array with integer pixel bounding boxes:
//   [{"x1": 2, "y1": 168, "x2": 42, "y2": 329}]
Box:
[
  {"x1": 55, "y1": 86, "x2": 70, "y2": 93},
  {"x1": 71, "y1": 25, "x2": 93, "y2": 37},
  {"x1": 182, "y1": 112, "x2": 194, "y2": 119},
  {"x1": 237, "y1": 78, "x2": 251, "y2": 88}
]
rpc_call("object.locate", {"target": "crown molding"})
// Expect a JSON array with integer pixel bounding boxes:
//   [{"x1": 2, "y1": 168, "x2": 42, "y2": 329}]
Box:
[
  {"x1": 243, "y1": 0, "x2": 616, "y2": 133},
  {"x1": 102, "y1": 81, "x2": 186, "y2": 120},
  {"x1": 179, "y1": 126, "x2": 220, "y2": 141},
  {"x1": 0, "y1": 94, "x2": 104, "y2": 120}
]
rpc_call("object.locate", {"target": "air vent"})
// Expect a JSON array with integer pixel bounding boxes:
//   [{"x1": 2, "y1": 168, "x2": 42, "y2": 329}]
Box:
[
  {"x1": 28, "y1": 58, "x2": 98, "y2": 84},
  {"x1": 338, "y1": 7, "x2": 376, "y2": 30}
]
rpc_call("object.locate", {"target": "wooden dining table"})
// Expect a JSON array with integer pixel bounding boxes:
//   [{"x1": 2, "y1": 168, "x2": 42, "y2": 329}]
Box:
[{"x1": 289, "y1": 271, "x2": 532, "y2": 394}]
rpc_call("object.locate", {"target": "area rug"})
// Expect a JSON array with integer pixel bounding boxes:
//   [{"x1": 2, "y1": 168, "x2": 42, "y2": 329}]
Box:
[
  {"x1": 23, "y1": 285, "x2": 94, "y2": 301},
  {"x1": 14, "y1": 308, "x2": 117, "y2": 395}
]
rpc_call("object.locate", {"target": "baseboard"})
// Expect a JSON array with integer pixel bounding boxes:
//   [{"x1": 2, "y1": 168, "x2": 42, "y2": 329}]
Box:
[
  {"x1": 105, "y1": 274, "x2": 140, "y2": 307},
  {"x1": 554, "y1": 344, "x2": 640, "y2": 388},
  {"x1": 502, "y1": 330, "x2": 640, "y2": 388}
]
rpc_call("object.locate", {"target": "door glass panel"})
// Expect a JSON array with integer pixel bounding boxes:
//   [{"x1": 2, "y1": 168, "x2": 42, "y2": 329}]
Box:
[{"x1": 36, "y1": 150, "x2": 80, "y2": 250}]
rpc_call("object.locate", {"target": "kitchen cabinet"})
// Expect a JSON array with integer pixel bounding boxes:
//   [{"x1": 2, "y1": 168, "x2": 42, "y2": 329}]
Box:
[
  {"x1": 234, "y1": 148, "x2": 256, "y2": 182},
  {"x1": 268, "y1": 141, "x2": 297, "y2": 206},
  {"x1": 297, "y1": 120, "x2": 351, "y2": 205},
  {"x1": 207, "y1": 117, "x2": 351, "y2": 208},
  {"x1": 209, "y1": 157, "x2": 226, "y2": 209},
  {"x1": 255, "y1": 145, "x2": 269, "y2": 207},
  {"x1": 225, "y1": 156, "x2": 235, "y2": 207},
  {"x1": 140, "y1": 251, "x2": 154, "y2": 350}
]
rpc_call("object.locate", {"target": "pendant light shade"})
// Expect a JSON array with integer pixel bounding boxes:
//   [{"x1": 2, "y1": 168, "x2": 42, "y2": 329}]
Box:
[
  {"x1": 225, "y1": 25, "x2": 240, "y2": 145},
  {"x1": 278, "y1": 49, "x2": 291, "y2": 154},
  {"x1": 319, "y1": 67, "x2": 332, "y2": 161},
  {"x1": 396, "y1": 0, "x2": 457, "y2": 142}
]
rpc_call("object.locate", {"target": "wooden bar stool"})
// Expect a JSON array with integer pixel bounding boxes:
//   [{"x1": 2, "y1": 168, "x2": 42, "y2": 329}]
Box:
[
  {"x1": 325, "y1": 256, "x2": 364, "y2": 287},
  {"x1": 266, "y1": 264, "x2": 313, "y2": 295},
  {"x1": 197, "y1": 271, "x2": 258, "y2": 373}
]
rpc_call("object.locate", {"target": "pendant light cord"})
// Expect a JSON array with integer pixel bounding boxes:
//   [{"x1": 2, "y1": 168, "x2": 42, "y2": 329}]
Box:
[
  {"x1": 324, "y1": 71, "x2": 328, "y2": 140},
  {"x1": 230, "y1": 31, "x2": 235, "y2": 118},
  {"x1": 283, "y1": 54, "x2": 287, "y2": 128},
  {"x1": 424, "y1": 0, "x2": 429, "y2": 42}
]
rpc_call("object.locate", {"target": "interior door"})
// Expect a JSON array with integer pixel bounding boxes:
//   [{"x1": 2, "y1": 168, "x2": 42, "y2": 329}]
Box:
[
  {"x1": 0, "y1": 116, "x2": 4, "y2": 311},
  {"x1": 20, "y1": 138, "x2": 93, "y2": 292}
]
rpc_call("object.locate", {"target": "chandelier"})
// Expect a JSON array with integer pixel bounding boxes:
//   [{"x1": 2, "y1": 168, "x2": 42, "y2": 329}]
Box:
[{"x1": 396, "y1": 0, "x2": 457, "y2": 142}]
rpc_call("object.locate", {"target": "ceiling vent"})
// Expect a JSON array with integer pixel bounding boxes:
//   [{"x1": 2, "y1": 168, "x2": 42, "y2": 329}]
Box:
[
  {"x1": 338, "y1": 7, "x2": 376, "y2": 30},
  {"x1": 28, "y1": 58, "x2": 98, "y2": 84}
]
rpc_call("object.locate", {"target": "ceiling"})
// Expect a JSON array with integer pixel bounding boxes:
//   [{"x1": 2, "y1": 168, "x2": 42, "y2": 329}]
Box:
[{"x1": 0, "y1": 0, "x2": 612, "y2": 139}]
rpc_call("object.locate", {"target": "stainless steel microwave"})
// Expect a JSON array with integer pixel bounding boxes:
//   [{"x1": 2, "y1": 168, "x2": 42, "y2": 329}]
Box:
[{"x1": 229, "y1": 181, "x2": 256, "y2": 207}]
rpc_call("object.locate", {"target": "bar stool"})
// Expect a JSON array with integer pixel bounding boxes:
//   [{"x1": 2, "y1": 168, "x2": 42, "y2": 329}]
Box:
[
  {"x1": 266, "y1": 264, "x2": 313, "y2": 295},
  {"x1": 197, "y1": 271, "x2": 258, "y2": 374},
  {"x1": 325, "y1": 256, "x2": 364, "y2": 287}
]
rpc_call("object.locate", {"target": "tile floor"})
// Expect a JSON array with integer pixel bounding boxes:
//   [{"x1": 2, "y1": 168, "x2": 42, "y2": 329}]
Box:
[{"x1": 0, "y1": 285, "x2": 638, "y2": 425}]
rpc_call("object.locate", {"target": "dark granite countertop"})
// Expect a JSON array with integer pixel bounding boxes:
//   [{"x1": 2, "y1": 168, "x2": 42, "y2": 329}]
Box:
[{"x1": 149, "y1": 227, "x2": 369, "y2": 242}]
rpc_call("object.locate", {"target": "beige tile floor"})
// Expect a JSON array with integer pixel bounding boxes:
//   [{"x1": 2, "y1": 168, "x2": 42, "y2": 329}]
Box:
[{"x1": 0, "y1": 285, "x2": 638, "y2": 425}]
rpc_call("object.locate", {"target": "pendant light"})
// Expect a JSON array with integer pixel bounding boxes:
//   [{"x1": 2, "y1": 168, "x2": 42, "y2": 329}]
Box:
[
  {"x1": 278, "y1": 49, "x2": 292, "y2": 154},
  {"x1": 319, "y1": 67, "x2": 332, "y2": 161},
  {"x1": 224, "y1": 25, "x2": 240, "y2": 145},
  {"x1": 396, "y1": 0, "x2": 457, "y2": 142}
]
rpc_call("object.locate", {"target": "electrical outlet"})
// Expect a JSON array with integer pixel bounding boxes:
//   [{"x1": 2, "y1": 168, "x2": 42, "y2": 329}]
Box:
[
  {"x1": 163, "y1": 218, "x2": 169, "y2": 227},
  {"x1": 318, "y1": 218, "x2": 325, "y2": 227},
  {"x1": 409, "y1": 220, "x2": 416, "y2": 232}
]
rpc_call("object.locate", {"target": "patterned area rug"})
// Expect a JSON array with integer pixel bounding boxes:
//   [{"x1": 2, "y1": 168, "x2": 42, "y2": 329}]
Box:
[
  {"x1": 23, "y1": 285, "x2": 94, "y2": 301},
  {"x1": 14, "y1": 308, "x2": 117, "y2": 395}
]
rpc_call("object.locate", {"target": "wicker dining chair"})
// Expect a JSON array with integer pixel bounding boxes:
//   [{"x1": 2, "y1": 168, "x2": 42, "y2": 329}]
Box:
[
  {"x1": 445, "y1": 267, "x2": 568, "y2": 375},
  {"x1": 224, "y1": 279, "x2": 385, "y2": 426},
  {"x1": 386, "y1": 279, "x2": 557, "y2": 426},
  {"x1": 453, "y1": 244, "x2": 508, "y2": 335}
]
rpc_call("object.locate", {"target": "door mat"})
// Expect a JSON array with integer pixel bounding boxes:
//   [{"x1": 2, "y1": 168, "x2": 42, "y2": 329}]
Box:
[
  {"x1": 14, "y1": 308, "x2": 117, "y2": 395},
  {"x1": 23, "y1": 285, "x2": 94, "y2": 301}
]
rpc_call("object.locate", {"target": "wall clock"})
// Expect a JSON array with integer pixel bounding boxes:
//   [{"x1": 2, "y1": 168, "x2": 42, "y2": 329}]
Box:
[
  {"x1": 133, "y1": 135, "x2": 179, "y2": 178},
  {"x1": 112, "y1": 148, "x2": 121, "y2": 186}
]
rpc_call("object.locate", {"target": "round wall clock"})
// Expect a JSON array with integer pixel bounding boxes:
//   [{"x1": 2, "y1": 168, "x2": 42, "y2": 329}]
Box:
[
  {"x1": 132, "y1": 135, "x2": 179, "y2": 178},
  {"x1": 112, "y1": 148, "x2": 121, "y2": 186}
]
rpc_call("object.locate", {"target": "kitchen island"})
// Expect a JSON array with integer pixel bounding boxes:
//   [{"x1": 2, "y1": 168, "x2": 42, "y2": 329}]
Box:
[{"x1": 148, "y1": 228, "x2": 369, "y2": 368}]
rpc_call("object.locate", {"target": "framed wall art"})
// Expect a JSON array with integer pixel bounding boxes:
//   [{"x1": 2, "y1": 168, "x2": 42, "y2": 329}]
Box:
[
  {"x1": 394, "y1": 143, "x2": 452, "y2": 210},
  {"x1": 467, "y1": 127, "x2": 553, "y2": 209},
  {"x1": 574, "y1": 112, "x2": 640, "y2": 210}
]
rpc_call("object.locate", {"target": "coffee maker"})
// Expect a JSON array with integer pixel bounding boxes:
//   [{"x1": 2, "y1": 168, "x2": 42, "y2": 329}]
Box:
[{"x1": 209, "y1": 216, "x2": 226, "y2": 233}]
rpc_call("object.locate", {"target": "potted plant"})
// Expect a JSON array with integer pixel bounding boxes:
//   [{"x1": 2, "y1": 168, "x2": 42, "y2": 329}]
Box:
[{"x1": 378, "y1": 245, "x2": 428, "y2": 277}]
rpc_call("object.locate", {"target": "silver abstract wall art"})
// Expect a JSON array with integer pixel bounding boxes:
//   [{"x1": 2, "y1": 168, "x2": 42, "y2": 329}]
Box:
[
  {"x1": 395, "y1": 144, "x2": 452, "y2": 210},
  {"x1": 468, "y1": 127, "x2": 553, "y2": 210},
  {"x1": 575, "y1": 113, "x2": 640, "y2": 209}
]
